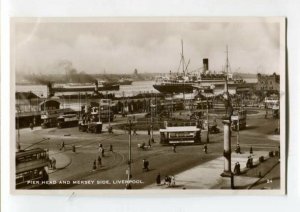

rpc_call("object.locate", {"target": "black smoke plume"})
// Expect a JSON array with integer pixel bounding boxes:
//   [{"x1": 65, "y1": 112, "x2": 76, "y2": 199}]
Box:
[
  {"x1": 22, "y1": 60, "x2": 96, "y2": 84},
  {"x1": 58, "y1": 60, "x2": 96, "y2": 83}
]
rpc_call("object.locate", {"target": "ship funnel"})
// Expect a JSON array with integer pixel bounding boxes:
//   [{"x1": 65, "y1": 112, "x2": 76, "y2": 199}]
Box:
[{"x1": 203, "y1": 58, "x2": 209, "y2": 73}]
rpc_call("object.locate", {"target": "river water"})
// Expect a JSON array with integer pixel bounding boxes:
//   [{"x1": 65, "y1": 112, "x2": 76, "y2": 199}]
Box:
[
  {"x1": 16, "y1": 80, "x2": 159, "y2": 98},
  {"x1": 16, "y1": 78, "x2": 257, "y2": 98}
]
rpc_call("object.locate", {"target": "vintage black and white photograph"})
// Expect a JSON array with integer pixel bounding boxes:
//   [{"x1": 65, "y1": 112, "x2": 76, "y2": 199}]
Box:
[{"x1": 11, "y1": 17, "x2": 285, "y2": 193}]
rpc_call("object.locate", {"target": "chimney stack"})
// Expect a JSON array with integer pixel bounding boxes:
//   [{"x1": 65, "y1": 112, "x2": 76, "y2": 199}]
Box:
[
  {"x1": 47, "y1": 82, "x2": 54, "y2": 98},
  {"x1": 94, "y1": 80, "x2": 99, "y2": 93},
  {"x1": 203, "y1": 58, "x2": 209, "y2": 72}
]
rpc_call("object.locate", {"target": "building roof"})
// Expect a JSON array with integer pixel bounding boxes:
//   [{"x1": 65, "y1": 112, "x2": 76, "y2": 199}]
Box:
[
  {"x1": 16, "y1": 92, "x2": 40, "y2": 100},
  {"x1": 16, "y1": 148, "x2": 46, "y2": 158}
]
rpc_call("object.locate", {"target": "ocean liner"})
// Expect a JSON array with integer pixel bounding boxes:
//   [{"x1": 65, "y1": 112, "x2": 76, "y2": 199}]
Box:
[{"x1": 153, "y1": 42, "x2": 240, "y2": 94}]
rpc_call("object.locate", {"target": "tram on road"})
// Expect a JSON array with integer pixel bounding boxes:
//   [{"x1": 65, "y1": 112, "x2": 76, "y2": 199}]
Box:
[
  {"x1": 41, "y1": 108, "x2": 76, "y2": 128},
  {"x1": 78, "y1": 104, "x2": 103, "y2": 133},
  {"x1": 264, "y1": 95, "x2": 279, "y2": 109},
  {"x1": 57, "y1": 113, "x2": 79, "y2": 128},
  {"x1": 231, "y1": 109, "x2": 247, "y2": 131},
  {"x1": 16, "y1": 148, "x2": 49, "y2": 188},
  {"x1": 159, "y1": 125, "x2": 201, "y2": 145}
]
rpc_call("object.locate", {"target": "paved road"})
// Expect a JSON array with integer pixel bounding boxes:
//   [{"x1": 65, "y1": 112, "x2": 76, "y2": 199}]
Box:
[
  {"x1": 250, "y1": 162, "x2": 280, "y2": 190},
  {"x1": 16, "y1": 109, "x2": 280, "y2": 189}
]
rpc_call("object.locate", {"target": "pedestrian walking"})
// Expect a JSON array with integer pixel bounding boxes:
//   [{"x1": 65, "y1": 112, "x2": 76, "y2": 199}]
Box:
[
  {"x1": 93, "y1": 160, "x2": 97, "y2": 171},
  {"x1": 60, "y1": 141, "x2": 65, "y2": 151},
  {"x1": 108, "y1": 125, "x2": 113, "y2": 134},
  {"x1": 29, "y1": 123, "x2": 34, "y2": 130},
  {"x1": 98, "y1": 142, "x2": 103, "y2": 152},
  {"x1": 246, "y1": 156, "x2": 253, "y2": 168},
  {"x1": 97, "y1": 155, "x2": 102, "y2": 167},
  {"x1": 235, "y1": 144, "x2": 241, "y2": 154},
  {"x1": 250, "y1": 146, "x2": 253, "y2": 154},
  {"x1": 109, "y1": 144, "x2": 113, "y2": 152},
  {"x1": 133, "y1": 128, "x2": 138, "y2": 136},
  {"x1": 156, "y1": 173, "x2": 161, "y2": 185},
  {"x1": 143, "y1": 159, "x2": 149, "y2": 172},
  {"x1": 72, "y1": 144, "x2": 76, "y2": 153},
  {"x1": 172, "y1": 144, "x2": 176, "y2": 153},
  {"x1": 234, "y1": 162, "x2": 241, "y2": 175},
  {"x1": 147, "y1": 126, "x2": 151, "y2": 136},
  {"x1": 48, "y1": 158, "x2": 53, "y2": 169},
  {"x1": 52, "y1": 158, "x2": 56, "y2": 169},
  {"x1": 203, "y1": 144, "x2": 208, "y2": 154},
  {"x1": 101, "y1": 148, "x2": 105, "y2": 157},
  {"x1": 45, "y1": 149, "x2": 49, "y2": 160},
  {"x1": 139, "y1": 142, "x2": 146, "y2": 150}
]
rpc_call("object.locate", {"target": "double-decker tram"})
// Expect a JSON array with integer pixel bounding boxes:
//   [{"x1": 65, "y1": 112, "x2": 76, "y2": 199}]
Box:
[
  {"x1": 16, "y1": 148, "x2": 49, "y2": 188},
  {"x1": 78, "y1": 106, "x2": 103, "y2": 133},
  {"x1": 99, "y1": 99, "x2": 114, "y2": 122},
  {"x1": 159, "y1": 125, "x2": 201, "y2": 145},
  {"x1": 231, "y1": 109, "x2": 247, "y2": 131},
  {"x1": 41, "y1": 108, "x2": 76, "y2": 129}
]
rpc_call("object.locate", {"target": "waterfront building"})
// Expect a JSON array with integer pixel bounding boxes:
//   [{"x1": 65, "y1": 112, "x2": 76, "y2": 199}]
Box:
[{"x1": 256, "y1": 73, "x2": 280, "y2": 92}]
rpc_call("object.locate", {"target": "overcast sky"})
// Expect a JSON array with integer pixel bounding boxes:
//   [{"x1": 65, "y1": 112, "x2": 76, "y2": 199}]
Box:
[{"x1": 13, "y1": 20, "x2": 281, "y2": 75}]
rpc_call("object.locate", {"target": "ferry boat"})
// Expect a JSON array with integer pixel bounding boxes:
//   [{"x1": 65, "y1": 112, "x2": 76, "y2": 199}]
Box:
[
  {"x1": 118, "y1": 78, "x2": 133, "y2": 85},
  {"x1": 50, "y1": 80, "x2": 119, "y2": 94},
  {"x1": 153, "y1": 75, "x2": 196, "y2": 94}
]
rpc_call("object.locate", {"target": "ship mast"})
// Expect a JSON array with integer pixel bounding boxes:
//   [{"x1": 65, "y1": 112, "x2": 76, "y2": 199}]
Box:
[
  {"x1": 224, "y1": 45, "x2": 229, "y2": 93},
  {"x1": 226, "y1": 45, "x2": 229, "y2": 74},
  {"x1": 181, "y1": 40, "x2": 185, "y2": 77},
  {"x1": 181, "y1": 39, "x2": 186, "y2": 105}
]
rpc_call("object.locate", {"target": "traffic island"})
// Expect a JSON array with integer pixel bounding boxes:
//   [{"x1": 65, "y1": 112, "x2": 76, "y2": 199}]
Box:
[{"x1": 46, "y1": 151, "x2": 72, "y2": 174}]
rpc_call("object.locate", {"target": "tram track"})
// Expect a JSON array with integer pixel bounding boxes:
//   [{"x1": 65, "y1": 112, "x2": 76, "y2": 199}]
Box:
[{"x1": 49, "y1": 150, "x2": 127, "y2": 188}]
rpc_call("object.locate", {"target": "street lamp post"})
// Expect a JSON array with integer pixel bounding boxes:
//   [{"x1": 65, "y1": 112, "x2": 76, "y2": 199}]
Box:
[
  {"x1": 98, "y1": 99, "x2": 101, "y2": 123},
  {"x1": 17, "y1": 108, "x2": 21, "y2": 151},
  {"x1": 220, "y1": 45, "x2": 234, "y2": 189},
  {"x1": 206, "y1": 98, "x2": 210, "y2": 143},
  {"x1": 236, "y1": 115, "x2": 240, "y2": 145},
  {"x1": 16, "y1": 97, "x2": 21, "y2": 152},
  {"x1": 108, "y1": 100, "x2": 111, "y2": 127},
  {"x1": 150, "y1": 101, "x2": 154, "y2": 142},
  {"x1": 126, "y1": 117, "x2": 133, "y2": 189}
]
